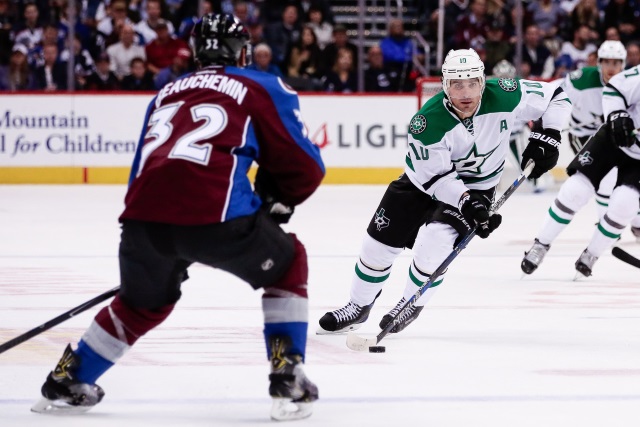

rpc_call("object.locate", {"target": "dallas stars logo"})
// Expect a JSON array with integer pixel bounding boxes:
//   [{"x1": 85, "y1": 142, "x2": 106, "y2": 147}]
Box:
[
  {"x1": 453, "y1": 143, "x2": 499, "y2": 173},
  {"x1": 578, "y1": 150, "x2": 593, "y2": 166},
  {"x1": 409, "y1": 115, "x2": 427, "y2": 134},
  {"x1": 498, "y1": 78, "x2": 518, "y2": 92},
  {"x1": 373, "y1": 208, "x2": 390, "y2": 231}
]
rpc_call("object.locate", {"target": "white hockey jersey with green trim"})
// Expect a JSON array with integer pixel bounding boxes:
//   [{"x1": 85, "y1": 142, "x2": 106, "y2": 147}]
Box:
[
  {"x1": 561, "y1": 66, "x2": 605, "y2": 138},
  {"x1": 405, "y1": 78, "x2": 571, "y2": 208},
  {"x1": 603, "y1": 65, "x2": 640, "y2": 160}
]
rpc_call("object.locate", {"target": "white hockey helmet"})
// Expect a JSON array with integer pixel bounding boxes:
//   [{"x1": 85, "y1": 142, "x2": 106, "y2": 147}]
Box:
[
  {"x1": 597, "y1": 40, "x2": 627, "y2": 68},
  {"x1": 441, "y1": 48, "x2": 486, "y2": 99}
]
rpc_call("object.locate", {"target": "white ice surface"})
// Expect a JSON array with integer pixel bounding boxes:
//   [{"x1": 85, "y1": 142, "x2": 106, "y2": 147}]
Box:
[{"x1": 0, "y1": 184, "x2": 639, "y2": 427}]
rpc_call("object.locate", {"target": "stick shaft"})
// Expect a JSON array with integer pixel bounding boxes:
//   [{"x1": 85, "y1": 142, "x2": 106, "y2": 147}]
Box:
[{"x1": 0, "y1": 286, "x2": 119, "y2": 354}]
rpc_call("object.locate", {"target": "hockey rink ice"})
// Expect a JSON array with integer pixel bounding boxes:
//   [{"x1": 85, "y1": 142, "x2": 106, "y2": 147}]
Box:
[{"x1": 0, "y1": 182, "x2": 639, "y2": 426}]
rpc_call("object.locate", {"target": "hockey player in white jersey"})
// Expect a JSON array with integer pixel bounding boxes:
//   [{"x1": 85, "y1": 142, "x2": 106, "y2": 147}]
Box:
[
  {"x1": 522, "y1": 48, "x2": 640, "y2": 277},
  {"x1": 520, "y1": 41, "x2": 640, "y2": 275},
  {"x1": 317, "y1": 49, "x2": 572, "y2": 335}
]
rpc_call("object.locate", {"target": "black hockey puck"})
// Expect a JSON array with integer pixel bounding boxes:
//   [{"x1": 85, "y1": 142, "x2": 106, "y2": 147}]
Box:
[{"x1": 369, "y1": 346, "x2": 386, "y2": 353}]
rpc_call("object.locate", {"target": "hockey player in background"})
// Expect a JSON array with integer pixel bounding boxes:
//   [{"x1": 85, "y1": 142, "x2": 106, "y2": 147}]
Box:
[
  {"x1": 318, "y1": 49, "x2": 571, "y2": 335},
  {"x1": 33, "y1": 14, "x2": 325, "y2": 421},
  {"x1": 522, "y1": 43, "x2": 640, "y2": 278}
]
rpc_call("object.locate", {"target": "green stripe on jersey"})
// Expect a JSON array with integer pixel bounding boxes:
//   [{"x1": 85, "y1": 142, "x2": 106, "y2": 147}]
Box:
[
  {"x1": 460, "y1": 162, "x2": 504, "y2": 184},
  {"x1": 568, "y1": 66, "x2": 603, "y2": 91},
  {"x1": 410, "y1": 92, "x2": 459, "y2": 147},
  {"x1": 355, "y1": 264, "x2": 390, "y2": 283}
]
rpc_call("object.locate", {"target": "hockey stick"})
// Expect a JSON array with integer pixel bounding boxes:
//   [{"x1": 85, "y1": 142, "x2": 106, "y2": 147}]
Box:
[
  {"x1": 0, "y1": 286, "x2": 119, "y2": 355},
  {"x1": 346, "y1": 161, "x2": 536, "y2": 351},
  {"x1": 611, "y1": 246, "x2": 640, "y2": 269}
]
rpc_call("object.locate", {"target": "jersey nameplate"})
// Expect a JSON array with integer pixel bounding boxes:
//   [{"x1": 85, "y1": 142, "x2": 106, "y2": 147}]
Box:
[
  {"x1": 498, "y1": 78, "x2": 518, "y2": 92},
  {"x1": 409, "y1": 114, "x2": 427, "y2": 134}
]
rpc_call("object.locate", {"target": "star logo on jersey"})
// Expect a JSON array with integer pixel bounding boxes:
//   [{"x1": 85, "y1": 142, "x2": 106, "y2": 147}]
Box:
[
  {"x1": 578, "y1": 150, "x2": 593, "y2": 166},
  {"x1": 373, "y1": 208, "x2": 390, "y2": 231},
  {"x1": 409, "y1": 115, "x2": 427, "y2": 134},
  {"x1": 498, "y1": 78, "x2": 518, "y2": 92},
  {"x1": 453, "y1": 143, "x2": 499, "y2": 173}
]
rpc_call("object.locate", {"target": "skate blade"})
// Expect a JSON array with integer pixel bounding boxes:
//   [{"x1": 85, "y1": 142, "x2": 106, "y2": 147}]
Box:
[
  {"x1": 573, "y1": 271, "x2": 585, "y2": 281},
  {"x1": 270, "y1": 398, "x2": 313, "y2": 421},
  {"x1": 315, "y1": 323, "x2": 363, "y2": 335},
  {"x1": 31, "y1": 398, "x2": 94, "y2": 415}
]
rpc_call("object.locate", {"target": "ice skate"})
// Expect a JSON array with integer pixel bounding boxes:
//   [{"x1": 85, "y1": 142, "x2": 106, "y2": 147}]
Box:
[
  {"x1": 574, "y1": 249, "x2": 598, "y2": 278},
  {"x1": 379, "y1": 297, "x2": 424, "y2": 333},
  {"x1": 317, "y1": 291, "x2": 381, "y2": 334},
  {"x1": 521, "y1": 239, "x2": 551, "y2": 275},
  {"x1": 268, "y1": 336, "x2": 318, "y2": 421},
  {"x1": 32, "y1": 344, "x2": 105, "y2": 414},
  {"x1": 631, "y1": 226, "x2": 640, "y2": 242}
]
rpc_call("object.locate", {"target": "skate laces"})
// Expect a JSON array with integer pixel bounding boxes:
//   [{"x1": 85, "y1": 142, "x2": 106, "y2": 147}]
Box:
[
  {"x1": 388, "y1": 298, "x2": 406, "y2": 318},
  {"x1": 525, "y1": 239, "x2": 550, "y2": 265},
  {"x1": 332, "y1": 302, "x2": 362, "y2": 322}
]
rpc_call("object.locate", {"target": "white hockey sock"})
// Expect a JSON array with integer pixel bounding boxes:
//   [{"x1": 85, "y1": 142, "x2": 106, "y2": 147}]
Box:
[
  {"x1": 402, "y1": 260, "x2": 443, "y2": 307},
  {"x1": 595, "y1": 168, "x2": 617, "y2": 219},
  {"x1": 537, "y1": 173, "x2": 594, "y2": 245},
  {"x1": 349, "y1": 235, "x2": 402, "y2": 306},
  {"x1": 587, "y1": 185, "x2": 640, "y2": 257},
  {"x1": 631, "y1": 212, "x2": 640, "y2": 229}
]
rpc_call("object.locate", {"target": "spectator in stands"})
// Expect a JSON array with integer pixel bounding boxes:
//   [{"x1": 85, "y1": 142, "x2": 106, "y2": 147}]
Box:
[
  {"x1": 307, "y1": 5, "x2": 332, "y2": 49},
  {"x1": 585, "y1": 50, "x2": 597, "y2": 66},
  {"x1": 322, "y1": 47, "x2": 357, "y2": 93},
  {"x1": 380, "y1": 18, "x2": 413, "y2": 74},
  {"x1": 323, "y1": 24, "x2": 358, "y2": 73},
  {"x1": 625, "y1": 41, "x2": 640, "y2": 69},
  {"x1": 97, "y1": 1, "x2": 133, "y2": 42},
  {"x1": 0, "y1": 0, "x2": 15, "y2": 66},
  {"x1": 84, "y1": 53, "x2": 120, "y2": 90},
  {"x1": 31, "y1": 43, "x2": 67, "y2": 91},
  {"x1": 419, "y1": 0, "x2": 465, "y2": 55},
  {"x1": 120, "y1": 57, "x2": 155, "y2": 90},
  {"x1": 299, "y1": 0, "x2": 333, "y2": 24},
  {"x1": 285, "y1": 25, "x2": 324, "y2": 81},
  {"x1": 364, "y1": 44, "x2": 395, "y2": 92},
  {"x1": 527, "y1": 0, "x2": 566, "y2": 40},
  {"x1": 553, "y1": 53, "x2": 573, "y2": 78},
  {"x1": 60, "y1": 34, "x2": 95, "y2": 88},
  {"x1": 107, "y1": 24, "x2": 146, "y2": 80},
  {"x1": 145, "y1": 19, "x2": 189, "y2": 75},
  {"x1": 177, "y1": 0, "x2": 214, "y2": 41},
  {"x1": 29, "y1": 24, "x2": 62, "y2": 68},
  {"x1": 560, "y1": 24, "x2": 597, "y2": 69},
  {"x1": 604, "y1": 0, "x2": 638, "y2": 44},
  {"x1": 248, "y1": 18, "x2": 266, "y2": 49},
  {"x1": 233, "y1": 1, "x2": 257, "y2": 24},
  {"x1": 154, "y1": 46, "x2": 191, "y2": 89},
  {"x1": 0, "y1": 44, "x2": 32, "y2": 91},
  {"x1": 247, "y1": 43, "x2": 283, "y2": 77},
  {"x1": 522, "y1": 24, "x2": 555, "y2": 79},
  {"x1": 136, "y1": 0, "x2": 175, "y2": 43},
  {"x1": 484, "y1": 14, "x2": 511, "y2": 72},
  {"x1": 454, "y1": 0, "x2": 489, "y2": 49},
  {"x1": 264, "y1": 3, "x2": 301, "y2": 69},
  {"x1": 570, "y1": 0, "x2": 601, "y2": 39},
  {"x1": 605, "y1": 26, "x2": 621, "y2": 41},
  {"x1": 14, "y1": 2, "x2": 42, "y2": 51}
]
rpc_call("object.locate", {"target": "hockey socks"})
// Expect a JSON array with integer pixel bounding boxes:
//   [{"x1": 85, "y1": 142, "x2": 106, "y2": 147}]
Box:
[
  {"x1": 587, "y1": 186, "x2": 640, "y2": 257},
  {"x1": 402, "y1": 261, "x2": 443, "y2": 306},
  {"x1": 73, "y1": 340, "x2": 114, "y2": 384}
]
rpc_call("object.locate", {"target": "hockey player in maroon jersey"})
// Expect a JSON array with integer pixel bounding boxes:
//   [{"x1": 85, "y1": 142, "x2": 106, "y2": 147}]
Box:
[{"x1": 32, "y1": 14, "x2": 325, "y2": 421}]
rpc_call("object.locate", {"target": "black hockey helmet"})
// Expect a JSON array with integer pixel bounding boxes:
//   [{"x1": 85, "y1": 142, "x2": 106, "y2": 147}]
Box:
[{"x1": 191, "y1": 13, "x2": 250, "y2": 67}]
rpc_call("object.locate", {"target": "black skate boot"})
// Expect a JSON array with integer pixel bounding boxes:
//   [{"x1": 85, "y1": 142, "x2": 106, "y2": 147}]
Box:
[
  {"x1": 521, "y1": 239, "x2": 551, "y2": 274},
  {"x1": 317, "y1": 290, "x2": 381, "y2": 334},
  {"x1": 32, "y1": 344, "x2": 105, "y2": 414},
  {"x1": 268, "y1": 335, "x2": 318, "y2": 421},
  {"x1": 379, "y1": 297, "x2": 424, "y2": 333},
  {"x1": 575, "y1": 249, "x2": 598, "y2": 278}
]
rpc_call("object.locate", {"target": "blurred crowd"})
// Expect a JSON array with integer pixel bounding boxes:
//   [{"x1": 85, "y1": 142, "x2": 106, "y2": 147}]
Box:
[{"x1": 1, "y1": 0, "x2": 640, "y2": 93}]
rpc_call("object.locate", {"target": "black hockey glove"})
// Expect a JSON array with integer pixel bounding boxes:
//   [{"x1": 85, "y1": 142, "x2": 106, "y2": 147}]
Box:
[
  {"x1": 459, "y1": 193, "x2": 502, "y2": 239},
  {"x1": 521, "y1": 128, "x2": 561, "y2": 179},
  {"x1": 254, "y1": 167, "x2": 294, "y2": 224},
  {"x1": 607, "y1": 110, "x2": 637, "y2": 147}
]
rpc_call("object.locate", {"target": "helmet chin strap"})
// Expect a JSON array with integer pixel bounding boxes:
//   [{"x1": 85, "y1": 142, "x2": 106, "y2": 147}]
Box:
[{"x1": 446, "y1": 97, "x2": 480, "y2": 118}]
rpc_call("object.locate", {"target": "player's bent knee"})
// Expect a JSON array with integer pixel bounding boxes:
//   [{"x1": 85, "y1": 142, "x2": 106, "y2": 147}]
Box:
[
  {"x1": 264, "y1": 234, "x2": 308, "y2": 298},
  {"x1": 95, "y1": 295, "x2": 175, "y2": 345},
  {"x1": 359, "y1": 234, "x2": 403, "y2": 270},
  {"x1": 608, "y1": 185, "x2": 640, "y2": 223},
  {"x1": 557, "y1": 172, "x2": 595, "y2": 211},
  {"x1": 413, "y1": 223, "x2": 457, "y2": 272}
]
